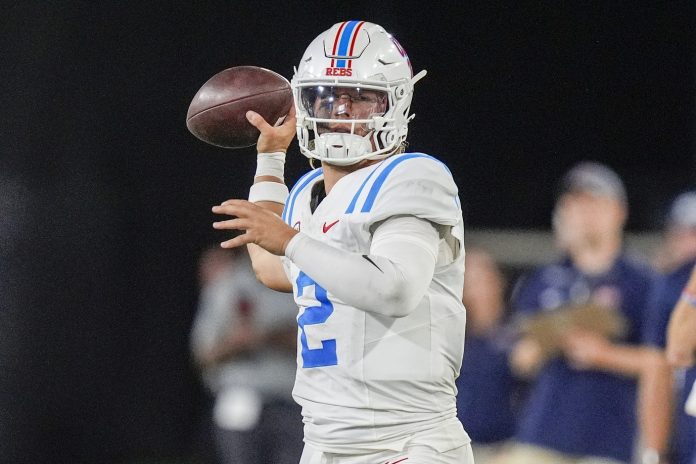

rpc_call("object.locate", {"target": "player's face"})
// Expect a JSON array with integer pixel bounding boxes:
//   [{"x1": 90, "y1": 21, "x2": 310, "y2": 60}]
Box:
[
  {"x1": 301, "y1": 86, "x2": 388, "y2": 137},
  {"x1": 553, "y1": 192, "x2": 626, "y2": 248}
]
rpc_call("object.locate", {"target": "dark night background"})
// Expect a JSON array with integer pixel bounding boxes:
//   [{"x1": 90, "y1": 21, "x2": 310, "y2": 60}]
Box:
[{"x1": 1, "y1": 1, "x2": 693, "y2": 463}]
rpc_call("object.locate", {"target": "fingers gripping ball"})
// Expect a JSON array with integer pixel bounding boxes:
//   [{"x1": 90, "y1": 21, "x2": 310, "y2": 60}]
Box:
[{"x1": 186, "y1": 66, "x2": 293, "y2": 149}]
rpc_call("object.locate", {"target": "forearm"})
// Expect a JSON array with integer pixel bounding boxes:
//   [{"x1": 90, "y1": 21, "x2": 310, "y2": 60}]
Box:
[
  {"x1": 666, "y1": 282, "x2": 696, "y2": 367},
  {"x1": 248, "y1": 150, "x2": 287, "y2": 216},
  {"x1": 245, "y1": 154, "x2": 292, "y2": 291},
  {"x1": 637, "y1": 348, "x2": 673, "y2": 457},
  {"x1": 214, "y1": 110, "x2": 298, "y2": 287},
  {"x1": 285, "y1": 216, "x2": 438, "y2": 318},
  {"x1": 246, "y1": 242, "x2": 292, "y2": 291},
  {"x1": 592, "y1": 342, "x2": 650, "y2": 377},
  {"x1": 252, "y1": 198, "x2": 284, "y2": 215}
]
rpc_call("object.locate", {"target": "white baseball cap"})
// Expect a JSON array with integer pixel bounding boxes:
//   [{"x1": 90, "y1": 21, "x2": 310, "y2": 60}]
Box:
[
  {"x1": 557, "y1": 161, "x2": 627, "y2": 205},
  {"x1": 667, "y1": 191, "x2": 696, "y2": 228}
]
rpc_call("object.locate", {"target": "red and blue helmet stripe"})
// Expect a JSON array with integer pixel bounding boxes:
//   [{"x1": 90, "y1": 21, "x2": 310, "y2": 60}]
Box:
[{"x1": 330, "y1": 20, "x2": 366, "y2": 69}]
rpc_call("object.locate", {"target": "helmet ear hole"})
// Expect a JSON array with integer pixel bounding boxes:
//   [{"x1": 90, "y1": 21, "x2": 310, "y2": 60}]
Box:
[{"x1": 395, "y1": 85, "x2": 407, "y2": 100}]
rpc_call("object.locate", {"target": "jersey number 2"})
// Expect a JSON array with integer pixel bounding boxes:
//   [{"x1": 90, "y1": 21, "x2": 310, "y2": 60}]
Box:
[{"x1": 296, "y1": 271, "x2": 338, "y2": 368}]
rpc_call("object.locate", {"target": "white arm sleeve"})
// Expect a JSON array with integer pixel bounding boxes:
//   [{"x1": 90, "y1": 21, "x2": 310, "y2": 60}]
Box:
[{"x1": 285, "y1": 215, "x2": 438, "y2": 318}]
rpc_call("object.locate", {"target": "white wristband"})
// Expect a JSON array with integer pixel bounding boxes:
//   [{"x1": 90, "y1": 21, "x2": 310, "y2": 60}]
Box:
[
  {"x1": 255, "y1": 152, "x2": 286, "y2": 181},
  {"x1": 640, "y1": 448, "x2": 659, "y2": 464},
  {"x1": 248, "y1": 181, "x2": 289, "y2": 205},
  {"x1": 686, "y1": 379, "x2": 696, "y2": 417}
]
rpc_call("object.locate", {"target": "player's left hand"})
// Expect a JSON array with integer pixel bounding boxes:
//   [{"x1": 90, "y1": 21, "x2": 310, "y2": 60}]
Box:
[
  {"x1": 212, "y1": 199, "x2": 298, "y2": 255},
  {"x1": 561, "y1": 329, "x2": 610, "y2": 370}
]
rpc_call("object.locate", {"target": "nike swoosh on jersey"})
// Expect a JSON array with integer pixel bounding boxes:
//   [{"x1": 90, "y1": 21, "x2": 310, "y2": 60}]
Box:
[{"x1": 322, "y1": 219, "x2": 339, "y2": 233}]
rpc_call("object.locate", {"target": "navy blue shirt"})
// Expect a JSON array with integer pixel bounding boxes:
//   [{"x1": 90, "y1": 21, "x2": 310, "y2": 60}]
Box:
[
  {"x1": 645, "y1": 259, "x2": 696, "y2": 464},
  {"x1": 456, "y1": 328, "x2": 518, "y2": 443},
  {"x1": 511, "y1": 254, "x2": 654, "y2": 463}
]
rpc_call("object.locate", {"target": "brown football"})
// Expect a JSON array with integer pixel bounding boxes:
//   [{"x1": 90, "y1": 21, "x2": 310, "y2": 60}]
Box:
[{"x1": 186, "y1": 66, "x2": 293, "y2": 149}]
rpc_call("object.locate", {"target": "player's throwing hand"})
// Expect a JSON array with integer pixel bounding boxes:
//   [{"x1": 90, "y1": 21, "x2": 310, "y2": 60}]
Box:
[
  {"x1": 246, "y1": 105, "x2": 297, "y2": 154},
  {"x1": 212, "y1": 200, "x2": 298, "y2": 255}
]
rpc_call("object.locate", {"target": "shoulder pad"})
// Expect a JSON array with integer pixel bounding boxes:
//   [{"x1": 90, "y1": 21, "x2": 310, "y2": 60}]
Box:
[{"x1": 344, "y1": 153, "x2": 461, "y2": 226}]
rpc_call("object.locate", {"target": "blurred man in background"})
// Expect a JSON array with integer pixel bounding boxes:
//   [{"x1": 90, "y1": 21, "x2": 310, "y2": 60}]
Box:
[
  {"x1": 190, "y1": 247, "x2": 302, "y2": 464},
  {"x1": 646, "y1": 191, "x2": 696, "y2": 464},
  {"x1": 499, "y1": 162, "x2": 670, "y2": 464},
  {"x1": 456, "y1": 248, "x2": 519, "y2": 463}
]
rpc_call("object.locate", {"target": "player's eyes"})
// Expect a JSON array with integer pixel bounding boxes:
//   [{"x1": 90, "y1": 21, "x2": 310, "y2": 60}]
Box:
[
  {"x1": 357, "y1": 95, "x2": 378, "y2": 103},
  {"x1": 305, "y1": 88, "x2": 386, "y2": 115},
  {"x1": 327, "y1": 93, "x2": 353, "y2": 102},
  {"x1": 330, "y1": 93, "x2": 378, "y2": 103}
]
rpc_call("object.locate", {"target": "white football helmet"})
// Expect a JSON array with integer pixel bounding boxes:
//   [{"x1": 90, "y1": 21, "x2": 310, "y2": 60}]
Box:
[{"x1": 291, "y1": 21, "x2": 427, "y2": 166}]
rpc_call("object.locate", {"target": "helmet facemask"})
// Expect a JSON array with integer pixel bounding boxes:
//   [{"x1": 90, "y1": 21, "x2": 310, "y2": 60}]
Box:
[{"x1": 295, "y1": 83, "x2": 405, "y2": 166}]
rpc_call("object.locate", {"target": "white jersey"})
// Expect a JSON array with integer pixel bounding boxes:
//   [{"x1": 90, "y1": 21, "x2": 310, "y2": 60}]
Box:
[{"x1": 281, "y1": 152, "x2": 468, "y2": 452}]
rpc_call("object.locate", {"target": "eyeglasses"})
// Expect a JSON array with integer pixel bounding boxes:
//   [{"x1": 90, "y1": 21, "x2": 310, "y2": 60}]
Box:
[
  {"x1": 319, "y1": 92, "x2": 381, "y2": 105},
  {"x1": 311, "y1": 87, "x2": 386, "y2": 105},
  {"x1": 301, "y1": 86, "x2": 388, "y2": 119}
]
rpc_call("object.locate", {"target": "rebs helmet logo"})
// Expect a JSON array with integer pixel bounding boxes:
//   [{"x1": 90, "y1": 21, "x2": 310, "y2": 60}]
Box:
[{"x1": 325, "y1": 68, "x2": 352, "y2": 76}]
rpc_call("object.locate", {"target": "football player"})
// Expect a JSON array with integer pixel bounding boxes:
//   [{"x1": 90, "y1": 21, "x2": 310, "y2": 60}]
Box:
[{"x1": 212, "y1": 21, "x2": 473, "y2": 464}]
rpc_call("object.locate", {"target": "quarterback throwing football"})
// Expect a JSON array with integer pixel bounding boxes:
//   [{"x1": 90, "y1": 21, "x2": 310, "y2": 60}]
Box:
[{"x1": 213, "y1": 21, "x2": 473, "y2": 463}]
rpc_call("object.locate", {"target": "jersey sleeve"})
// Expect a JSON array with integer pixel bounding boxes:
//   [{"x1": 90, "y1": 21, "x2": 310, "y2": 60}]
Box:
[
  {"x1": 350, "y1": 153, "x2": 464, "y2": 264},
  {"x1": 285, "y1": 215, "x2": 439, "y2": 318},
  {"x1": 359, "y1": 153, "x2": 462, "y2": 228}
]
